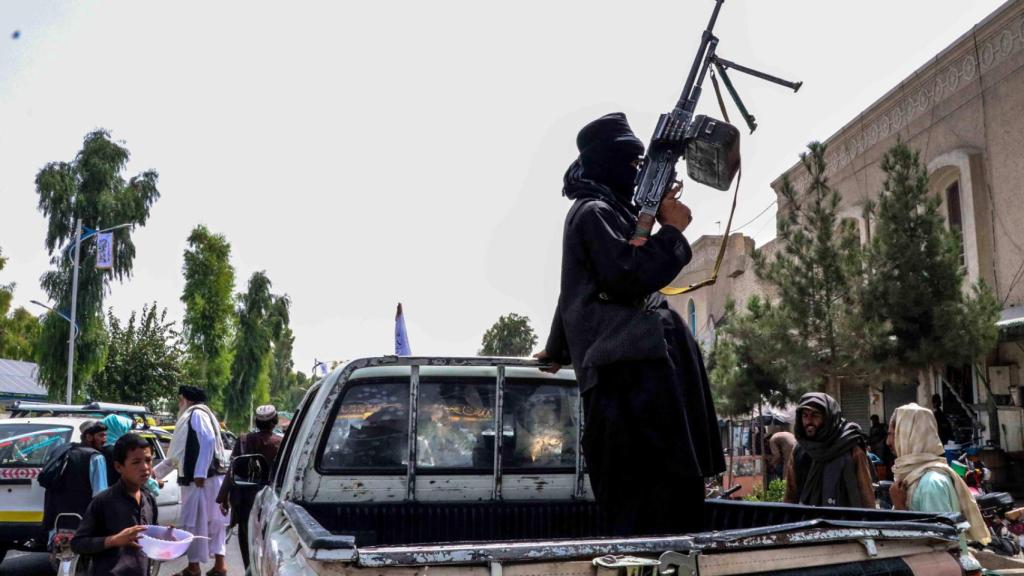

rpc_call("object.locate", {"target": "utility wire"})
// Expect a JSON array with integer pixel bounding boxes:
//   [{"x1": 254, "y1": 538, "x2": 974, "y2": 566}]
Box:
[{"x1": 732, "y1": 200, "x2": 777, "y2": 233}]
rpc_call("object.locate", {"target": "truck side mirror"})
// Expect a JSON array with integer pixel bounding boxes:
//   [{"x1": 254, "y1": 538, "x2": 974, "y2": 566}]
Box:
[{"x1": 230, "y1": 453, "x2": 271, "y2": 487}]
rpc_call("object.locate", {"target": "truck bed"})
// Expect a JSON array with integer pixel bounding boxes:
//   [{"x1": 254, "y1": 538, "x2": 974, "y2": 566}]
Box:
[{"x1": 299, "y1": 498, "x2": 956, "y2": 547}]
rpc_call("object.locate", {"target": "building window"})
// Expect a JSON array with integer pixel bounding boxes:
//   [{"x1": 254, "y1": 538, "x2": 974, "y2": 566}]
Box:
[
  {"x1": 687, "y1": 299, "x2": 697, "y2": 336},
  {"x1": 946, "y1": 180, "x2": 965, "y2": 266}
]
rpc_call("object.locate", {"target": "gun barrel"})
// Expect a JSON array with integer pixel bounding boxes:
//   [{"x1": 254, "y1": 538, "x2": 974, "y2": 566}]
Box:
[{"x1": 675, "y1": 0, "x2": 725, "y2": 112}]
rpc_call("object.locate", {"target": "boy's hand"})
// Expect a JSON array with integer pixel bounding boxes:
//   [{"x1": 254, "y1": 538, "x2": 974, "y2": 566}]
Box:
[{"x1": 105, "y1": 525, "x2": 147, "y2": 549}]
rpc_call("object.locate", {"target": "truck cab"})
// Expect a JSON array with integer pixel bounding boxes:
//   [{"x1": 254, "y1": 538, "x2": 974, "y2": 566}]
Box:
[{"x1": 245, "y1": 356, "x2": 976, "y2": 576}]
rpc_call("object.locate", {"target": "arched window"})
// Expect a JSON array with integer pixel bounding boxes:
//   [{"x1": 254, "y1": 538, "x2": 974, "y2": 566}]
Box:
[
  {"x1": 687, "y1": 300, "x2": 697, "y2": 336},
  {"x1": 946, "y1": 179, "x2": 965, "y2": 266}
]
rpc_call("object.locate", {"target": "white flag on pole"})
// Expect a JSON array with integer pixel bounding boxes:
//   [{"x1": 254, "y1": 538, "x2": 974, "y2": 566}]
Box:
[{"x1": 95, "y1": 232, "x2": 114, "y2": 270}]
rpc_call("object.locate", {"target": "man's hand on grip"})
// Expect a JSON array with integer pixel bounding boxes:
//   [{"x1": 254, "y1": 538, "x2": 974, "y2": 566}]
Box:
[
  {"x1": 533, "y1": 350, "x2": 562, "y2": 374},
  {"x1": 657, "y1": 196, "x2": 693, "y2": 232}
]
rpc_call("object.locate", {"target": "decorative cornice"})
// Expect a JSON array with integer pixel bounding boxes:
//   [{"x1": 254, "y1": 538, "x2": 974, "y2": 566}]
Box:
[{"x1": 776, "y1": 1, "x2": 1024, "y2": 192}]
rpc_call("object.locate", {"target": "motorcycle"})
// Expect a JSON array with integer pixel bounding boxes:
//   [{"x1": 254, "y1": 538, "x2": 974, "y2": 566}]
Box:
[
  {"x1": 50, "y1": 512, "x2": 87, "y2": 576},
  {"x1": 974, "y1": 490, "x2": 1023, "y2": 557}
]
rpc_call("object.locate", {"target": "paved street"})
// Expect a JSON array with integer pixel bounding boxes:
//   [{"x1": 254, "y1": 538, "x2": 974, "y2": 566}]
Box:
[
  {"x1": 159, "y1": 528, "x2": 246, "y2": 576},
  {"x1": 0, "y1": 532, "x2": 245, "y2": 576}
]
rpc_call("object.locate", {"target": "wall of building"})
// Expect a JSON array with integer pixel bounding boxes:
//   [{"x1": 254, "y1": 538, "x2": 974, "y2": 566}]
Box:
[
  {"x1": 768, "y1": 0, "x2": 1024, "y2": 445},
  {"x1": 664, "y1": 233, "x2": 778, "y2": 348}
]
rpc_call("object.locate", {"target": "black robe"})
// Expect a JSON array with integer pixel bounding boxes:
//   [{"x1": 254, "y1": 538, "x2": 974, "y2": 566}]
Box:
[{"x1": 545, "y1": 181, "x2": 725, "y2": 536}]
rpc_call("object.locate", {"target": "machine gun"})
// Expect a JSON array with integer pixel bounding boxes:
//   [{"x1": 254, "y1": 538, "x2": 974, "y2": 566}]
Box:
[{"x1": 631, "y1": 0, "x2": 801, "y2": 251}]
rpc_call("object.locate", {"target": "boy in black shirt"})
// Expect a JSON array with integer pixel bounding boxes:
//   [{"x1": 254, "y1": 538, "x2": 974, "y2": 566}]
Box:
[{"x1": 72, "y1": 433, "x2": 158, "y2": 576}]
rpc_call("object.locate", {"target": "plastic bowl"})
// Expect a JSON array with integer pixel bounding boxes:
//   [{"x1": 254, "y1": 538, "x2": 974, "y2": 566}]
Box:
[{"x1": 138, "y1": 526, "x2": 194, "y2": 561}]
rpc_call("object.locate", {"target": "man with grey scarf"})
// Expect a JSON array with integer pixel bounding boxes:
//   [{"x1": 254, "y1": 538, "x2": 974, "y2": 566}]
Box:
[{"x1": 784, "y1": 392, "x2": 876, "y2": 508}]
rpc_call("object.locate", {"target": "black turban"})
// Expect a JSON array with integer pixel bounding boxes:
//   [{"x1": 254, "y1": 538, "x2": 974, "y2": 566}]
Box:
[
  {"x1": 563, "y1": 112, "x2": 645, "y2": 207},
  {"x1": 178, "y1": 385, "x2": 207, "y2": 403}
]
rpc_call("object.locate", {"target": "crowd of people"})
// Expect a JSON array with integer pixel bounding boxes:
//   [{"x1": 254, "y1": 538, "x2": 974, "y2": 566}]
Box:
[
  {"x1": 40, "y1": 385, "x2": 282, "y2": 576},
  {"x1": 770, "y1": 391, "x2": 990, "y2": 544}
]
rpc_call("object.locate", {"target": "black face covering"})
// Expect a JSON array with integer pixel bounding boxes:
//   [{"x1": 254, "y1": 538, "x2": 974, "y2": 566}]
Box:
[{"x1": 563, "y1": 113, "x2": 645, "y2": 210}]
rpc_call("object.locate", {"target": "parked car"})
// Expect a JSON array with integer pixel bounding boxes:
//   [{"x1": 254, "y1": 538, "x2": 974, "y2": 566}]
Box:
[
  {"x1": 239, "y1": 356, "x2": 982, "y2": 576},
  {"x1": 0, "y1": 417, "x2": 180, "y2": 563},
  {"x1": 7, "y1": 401, "x2": 155, "y2": 424}
]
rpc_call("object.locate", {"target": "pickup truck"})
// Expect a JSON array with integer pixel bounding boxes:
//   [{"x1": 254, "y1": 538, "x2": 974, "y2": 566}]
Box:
[{"x1": 242, "y1": 356, "x2": 980, "y2": 576}]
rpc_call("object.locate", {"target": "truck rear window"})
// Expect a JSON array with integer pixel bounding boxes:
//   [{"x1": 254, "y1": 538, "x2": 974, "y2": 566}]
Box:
[
  {"x1": 319, "y1": 375, "x2": 579, "y2": 474},
  {"x1": 504, "y1": 381, "x2": 578, "y2": 470},
  {"x1": 0, "y1": 424, "x2": 73, "y2": 467},
  {"x1": 417, "y1": 381, "x2": 495, "y2": 470},
  {"x1": 321, "y1": 381, "x2": 409, "y2": 472}
]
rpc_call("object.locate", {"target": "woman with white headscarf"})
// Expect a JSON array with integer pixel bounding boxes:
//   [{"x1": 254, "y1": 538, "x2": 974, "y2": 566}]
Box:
[{"x1": 889, "y1": 402, "x2": 990, "y2": 544}]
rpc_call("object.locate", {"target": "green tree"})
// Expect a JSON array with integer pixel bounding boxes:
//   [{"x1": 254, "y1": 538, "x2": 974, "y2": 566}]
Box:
[
  {"x1": 279, "y1": 370, "x2": 312, "y2": 412},
  {"x1": 0, "y1": 308, "x2": 43, "y2": 362},
  {"x1": 479, "y1": 313, "x2": 538, "y2": 357},
  {"x1": 90, "y1": 304, "x2": 185, "y2": 411},
  {"x1": 710, "y1": 298, "x2": 800, "y2": 416},
  {"x1": 0, "y1": 247, "x2": 42, "y2": 361},
  {"x1": 266, "y1": 295, "x2": 296, "y2": 409},
  {"x1": 0, "y1": 247, "x2": 12, "y2": 315},
  {"x1": 181, "y1": 225, "x2": 236, "y2": 411},
  {"x1": 225, "y1": 272, "x2": 274, "y2": 431},
  {"x1": 753, "y1": 142, "x2": 875, "y2": 393},
  {"x1": 863, "y1": 142, "x2": 1000, "y2": 372},
  {"x1": 34, "y1": 130, "x2": 160, "y2": 399}
]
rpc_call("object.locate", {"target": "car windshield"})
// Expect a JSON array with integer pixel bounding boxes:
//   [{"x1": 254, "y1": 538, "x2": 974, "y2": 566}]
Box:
[{"x1": 0, "y1": 424, "x2": 74, "y2": 467}]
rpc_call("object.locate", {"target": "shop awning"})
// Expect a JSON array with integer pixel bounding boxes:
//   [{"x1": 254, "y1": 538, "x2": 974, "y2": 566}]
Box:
[{"x1": 998, "y1": 307, "x2": 1024, "y2": 342}]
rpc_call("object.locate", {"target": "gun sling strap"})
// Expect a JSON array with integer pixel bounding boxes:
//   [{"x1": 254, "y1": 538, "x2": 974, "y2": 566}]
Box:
[{"x1": 659, "y1": 67, "x2": 741, "y2": 296}]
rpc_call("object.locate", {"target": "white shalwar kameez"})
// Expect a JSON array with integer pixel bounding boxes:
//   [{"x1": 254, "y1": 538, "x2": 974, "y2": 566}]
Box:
[{"x1": 155, "y1": 408, "x2": 229, "y2": 563}]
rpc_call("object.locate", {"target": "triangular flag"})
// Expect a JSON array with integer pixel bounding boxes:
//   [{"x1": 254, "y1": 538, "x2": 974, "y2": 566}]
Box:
[{"x1": 395, "y1": 303, "x2": 412, "y2": 356}]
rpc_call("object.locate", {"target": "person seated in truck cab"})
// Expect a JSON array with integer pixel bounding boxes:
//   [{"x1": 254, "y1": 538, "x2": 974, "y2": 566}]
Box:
[
  {"x1": 888, "y1": 402, "x2": 989, "y2": 543},
  {"x1": 510, "y1": 386, "x2": 574, "y2": 468},
  {"x1": 417, "y1": 400, "x2": 475, "y2": 468},
  {"x1": 332, "y1": 405, "x2": 408, "y2": 469}
]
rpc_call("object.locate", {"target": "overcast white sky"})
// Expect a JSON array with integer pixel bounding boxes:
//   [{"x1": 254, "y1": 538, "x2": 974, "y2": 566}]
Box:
[{"x1": 0, "y1": 0, "x2": 1008, "y2": 374}]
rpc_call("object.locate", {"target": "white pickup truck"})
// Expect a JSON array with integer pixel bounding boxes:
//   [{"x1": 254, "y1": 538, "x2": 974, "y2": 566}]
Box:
[{"x1": 241, "y1": 356, "x2": 979, "y2": 576}]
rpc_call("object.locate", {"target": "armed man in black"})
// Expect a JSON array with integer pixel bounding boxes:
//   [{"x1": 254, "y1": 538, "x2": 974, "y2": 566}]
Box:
[{"x1": 537, "y1": 113, "x2": 725, "y2": 536}]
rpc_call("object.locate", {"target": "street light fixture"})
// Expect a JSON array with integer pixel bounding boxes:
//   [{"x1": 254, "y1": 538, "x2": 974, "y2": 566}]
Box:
[
  {"x1": 29, "y1": 300, "x2": 79, "y2": 337},
  {"x1": 60, "y1": 220, "x2": 134, "y2": 404}
]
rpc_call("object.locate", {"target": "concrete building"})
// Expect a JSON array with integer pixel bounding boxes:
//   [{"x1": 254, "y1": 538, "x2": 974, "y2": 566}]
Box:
[
  {"x1": 664, "y1": 234, "x2": 778, "y2": 349},
  {"x1": 767, "y1": 0, "x2": 1024, "y2": 447}
]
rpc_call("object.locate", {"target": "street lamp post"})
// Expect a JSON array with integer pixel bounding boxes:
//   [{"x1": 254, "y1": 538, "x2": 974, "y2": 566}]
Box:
[
  {"x1": 59, "y1": 220, "x2": 133, "y2": 404},
  {"x1": 66, "y1": 218, "x2": 83, "y2": 406}
]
